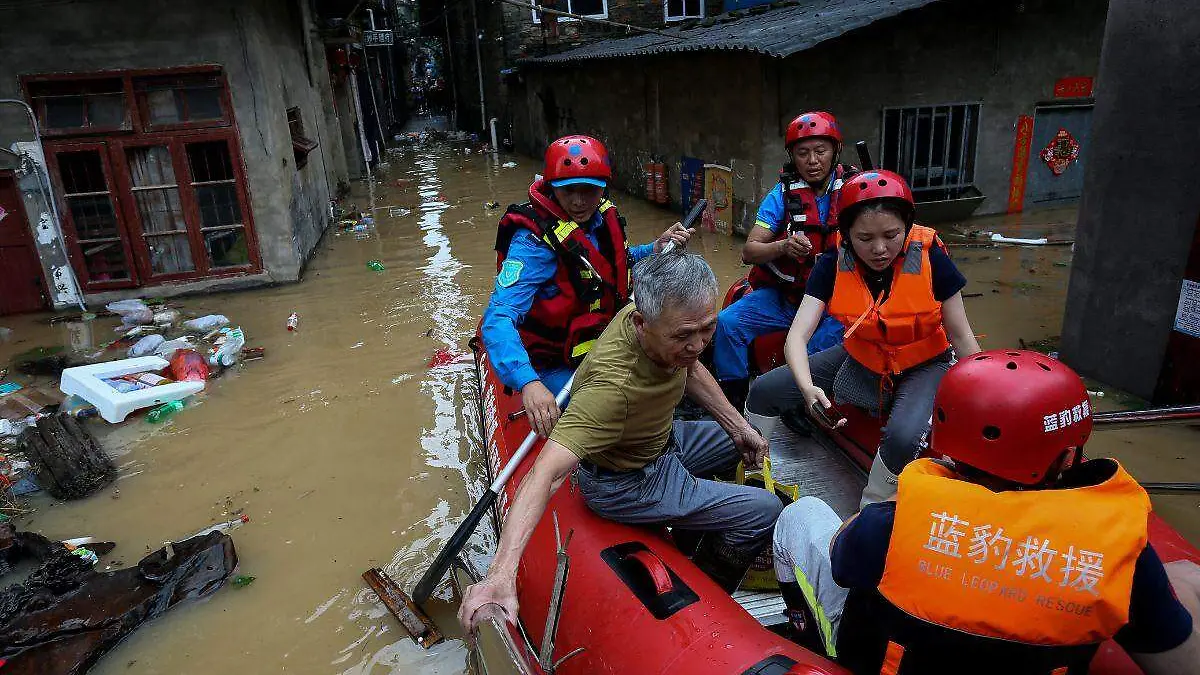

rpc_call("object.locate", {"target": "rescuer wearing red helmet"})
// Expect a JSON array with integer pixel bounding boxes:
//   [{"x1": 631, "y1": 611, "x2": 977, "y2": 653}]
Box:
[
  {"x1": 769, "y1": 351, "x2": 1200, "y2": 674},
  {"x1": 745, "y1": 170, "x2": 982, "y2": 505},
  {"x1": 483, "y1": 135, "x2": 692, "y2": 436},
  {"x1": 711, "y1": 112, "x2": 853, "y2": 412}
]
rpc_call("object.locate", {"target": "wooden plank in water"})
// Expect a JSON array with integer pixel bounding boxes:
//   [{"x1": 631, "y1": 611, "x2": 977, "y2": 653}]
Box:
[{"x1": 362, "y1": 567, "x2": 443, "y2": 649}]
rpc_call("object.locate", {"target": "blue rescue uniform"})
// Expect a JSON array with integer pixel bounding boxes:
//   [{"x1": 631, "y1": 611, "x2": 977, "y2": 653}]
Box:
[
  {"x1": 482, "y1": 210, "x2": 654, "y2": 393},
  {"x1": 713, "y1": 183, "x2": 843, "y2": 382}
]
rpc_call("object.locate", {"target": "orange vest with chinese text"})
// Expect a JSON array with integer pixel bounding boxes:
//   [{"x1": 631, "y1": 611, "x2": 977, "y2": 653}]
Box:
[
  {"x1": 827, "y1": 225, "x2": 950, "y2": 375},
  {"x1": 878, "y1": 458, "x2": 1148, "y2": 648}
]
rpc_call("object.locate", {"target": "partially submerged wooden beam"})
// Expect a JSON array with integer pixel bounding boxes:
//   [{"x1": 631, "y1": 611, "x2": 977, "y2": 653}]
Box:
[{"x1": 362, "y1": 568, "x2": 442, "y2": 649}]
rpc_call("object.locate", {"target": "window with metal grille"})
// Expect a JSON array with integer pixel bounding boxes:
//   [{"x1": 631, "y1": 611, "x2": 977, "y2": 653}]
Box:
[
  {"x1": 880, "y1": 103, "x2": 981, "y2": 200},
  {"x1": 532, "y1": 0, "x2": 608, "y2": 23},
  {"x1": 665, "y1": 0, "x2": 703, "y2": 22}
]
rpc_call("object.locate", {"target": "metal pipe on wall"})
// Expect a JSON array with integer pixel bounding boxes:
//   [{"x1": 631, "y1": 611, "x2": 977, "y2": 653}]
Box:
[
  {"x1": 0, "y1": 99, "x2": 86, "y2": 311},
  {"x1": 471, "y1": 0, "x2": 487, "y2": 132}
]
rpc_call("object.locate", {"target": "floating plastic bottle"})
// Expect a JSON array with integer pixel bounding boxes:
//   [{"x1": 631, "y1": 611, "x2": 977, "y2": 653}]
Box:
[
  {"x1": 367, "y1": 260, "x2": 385, "y2": 271},
  {"x1": 146, "y1": 399, "x2": 185, "y2": 424},
  {"x1": 186, "y1": 513, "x2": 250, "y2": 539},
  {"x1": 207, "y1": 327, "x2": 245, "y2": 367},
  {"x1": 286, "y1": 312, "x2": 300, "y2": 331}
]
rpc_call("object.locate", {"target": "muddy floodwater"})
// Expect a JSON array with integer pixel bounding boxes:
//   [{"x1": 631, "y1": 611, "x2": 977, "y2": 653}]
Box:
[{"x1": 1, "y1": 141, "x2": 1196, "y2": 674}]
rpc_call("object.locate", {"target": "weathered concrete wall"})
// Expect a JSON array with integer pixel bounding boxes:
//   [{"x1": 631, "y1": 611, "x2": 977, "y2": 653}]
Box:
[
  {"x1": 509, "y1": 52, "x2": 767, "y2": 219},
  {"x1": 778, "y1": 0, "x2": 1108, "y2": 215},
  {"x1": 0, "y1": 0, "x2": 348, "y2": 300},
  {"x1": 1060, "y1": 0, "x2": 1200, "y2": 400},
  {"x1": 507, "y1": 0, "x2": 1107, "y2": 216}
]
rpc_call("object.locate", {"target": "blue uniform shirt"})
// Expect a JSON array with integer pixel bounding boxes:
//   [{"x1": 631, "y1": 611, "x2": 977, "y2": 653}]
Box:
[
  {"x1": 755, "y1": 182, "x2": 833, "y2": 234},
  {"x1": 482, "y1": 210, "x2": 654, "y2": 391}
]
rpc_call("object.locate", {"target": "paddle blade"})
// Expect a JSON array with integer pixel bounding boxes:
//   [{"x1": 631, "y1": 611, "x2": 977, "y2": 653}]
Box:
[{"x1": 412, "y1": 489, "x2": 499, "y2": 605}]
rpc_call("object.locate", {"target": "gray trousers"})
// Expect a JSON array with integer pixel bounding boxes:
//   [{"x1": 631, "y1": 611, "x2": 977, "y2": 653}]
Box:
[
  {"x1": 575, "y1": 420, "x2": 783, "y2": 550},
  {"x1": 773, "y1": 496, "x2": 848, "y2": 657},
  {"x1": 745, "y1": 345, "x2": 950, "y2": 473}
]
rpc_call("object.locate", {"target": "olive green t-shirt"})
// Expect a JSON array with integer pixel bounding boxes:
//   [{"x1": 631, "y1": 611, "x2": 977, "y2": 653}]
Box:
[{"x1": 549, "y1": 304, "x2": 686, "y2": 471}]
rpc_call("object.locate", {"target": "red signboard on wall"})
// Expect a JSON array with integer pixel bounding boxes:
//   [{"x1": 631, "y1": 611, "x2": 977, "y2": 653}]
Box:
[
  {"x1": 1054, "y1": 76, "x2": 1094, "y2": 98},
  {"x1": 1007, "y1": 115, "x2": 1035, "y2": 213}
]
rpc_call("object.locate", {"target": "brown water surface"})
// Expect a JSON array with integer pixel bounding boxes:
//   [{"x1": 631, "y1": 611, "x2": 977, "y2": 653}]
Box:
[{"x1": 0, "y1": 144, "x2": 1194, "y2": 674}]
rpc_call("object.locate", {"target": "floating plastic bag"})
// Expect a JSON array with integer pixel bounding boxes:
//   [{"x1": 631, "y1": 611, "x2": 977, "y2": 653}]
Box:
[
  {"x1": 183, "y1": 315, "x2": 230, "y2": 332},
  {"x1": 105, "y1": 299, "x2": 153, "y2": 326},
  {"x1": 127, "y1": 334, "x2": 165, "y2": 358}
]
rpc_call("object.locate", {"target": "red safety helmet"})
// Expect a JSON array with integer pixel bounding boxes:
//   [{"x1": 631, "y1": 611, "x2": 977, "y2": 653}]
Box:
[
  {"x1": 836, "y1": 169, "x2": 914, "y2": 214},
  {"x1": 543, "y1": 135, "x2": 612, "y2": 188},
  {"x1": 785, "y1": 111, "x2": 843, "y2": 149},
  {"x1": 931, "y1": 350, "x2": 1094, "y2": 485}
]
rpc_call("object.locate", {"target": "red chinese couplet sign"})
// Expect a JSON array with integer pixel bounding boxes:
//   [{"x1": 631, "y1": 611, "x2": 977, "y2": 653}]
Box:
[
  {"x1": 1054, "y1": 76, "x2": 1094, "y2": 98},
  {"x1": 1007, "y1": 115, "x2": 1035, "y2": 213}
]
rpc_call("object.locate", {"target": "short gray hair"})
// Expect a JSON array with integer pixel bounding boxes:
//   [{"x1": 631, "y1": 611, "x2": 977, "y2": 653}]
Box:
[{"x1": 632, "y1": 251, "x2": 719, "y2": 322}]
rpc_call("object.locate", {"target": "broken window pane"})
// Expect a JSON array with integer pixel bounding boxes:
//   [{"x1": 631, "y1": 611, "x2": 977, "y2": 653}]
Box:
[
  {"x1": 82, "y1": 241, "x2": 130, "y2": 281},
  {"x1": 205, "y1": 227, "x2": 250, "y2": 268}
]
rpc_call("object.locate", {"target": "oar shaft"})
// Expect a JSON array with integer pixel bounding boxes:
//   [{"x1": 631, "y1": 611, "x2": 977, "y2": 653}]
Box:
[
  {"x1": 412, "y1": 375, "x2": 574, "y2": 605},
  {"x1": 1094, "y1": 404, "x2": 1200, "y2": 430},
  {"x1": 491, "y1": 377, "x2": 574, "y2": 491}
]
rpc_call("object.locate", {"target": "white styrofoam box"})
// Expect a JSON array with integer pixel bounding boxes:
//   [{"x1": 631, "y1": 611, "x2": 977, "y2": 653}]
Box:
[{"x1": 59, "y1": 356, "x2": 204, "y2": 423}]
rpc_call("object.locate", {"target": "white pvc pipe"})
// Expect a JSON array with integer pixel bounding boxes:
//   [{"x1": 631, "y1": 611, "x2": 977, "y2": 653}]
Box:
[{"x1": 489, "y1": 117, "x2": 499, "y2": 154}]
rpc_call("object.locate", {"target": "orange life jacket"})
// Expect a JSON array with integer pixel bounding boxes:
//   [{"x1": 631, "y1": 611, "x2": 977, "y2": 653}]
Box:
[
  {"x1": 747, "y1": 164, "x2": 850, "y2": 304},
  {"x1": 826, "y1": 225, "x2": 950, "y2": 375},
  {"x1": 845, "y1": 458, "x2": 1148, "y2": 675},
  {"x1": 494, "y1": 181, "x2": 630, "y2": 370}
]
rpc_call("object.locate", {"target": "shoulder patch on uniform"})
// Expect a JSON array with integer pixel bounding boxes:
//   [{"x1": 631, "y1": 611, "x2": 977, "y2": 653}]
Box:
[{"x1": 497, "y1": 259, "x2": 524, "y2": 288}]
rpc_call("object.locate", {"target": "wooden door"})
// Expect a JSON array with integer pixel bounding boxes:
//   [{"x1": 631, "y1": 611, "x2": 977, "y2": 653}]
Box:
[{"x1": 0, "y1": 172, "x2": 48, "y2": 315}]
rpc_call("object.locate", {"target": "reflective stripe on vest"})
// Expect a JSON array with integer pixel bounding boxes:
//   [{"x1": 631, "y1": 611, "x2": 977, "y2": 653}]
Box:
[
  {"x1": 877, "y1": 458, "x2": 1148, "y2": 646},
  {"x1": 879, "y1": 642, "x2": 905, "y2": 675},
  {"x1": 495, "y1": 196, "x2": 629, "y2": 369},
  {"x1": 827, "y1": 224, "x2": 950, "y2": 375}
]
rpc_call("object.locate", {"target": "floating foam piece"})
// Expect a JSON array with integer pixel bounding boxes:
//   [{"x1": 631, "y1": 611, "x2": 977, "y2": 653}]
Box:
[{"x1": 59, "y1": 356, "x2": 204, "y2": 423}]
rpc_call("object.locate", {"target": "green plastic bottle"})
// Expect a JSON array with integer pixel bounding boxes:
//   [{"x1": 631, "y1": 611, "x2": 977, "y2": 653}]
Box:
[
  {"x1": 147, "y1": 399, "x2": 185, "y2": 423},
  {"x1": 367, "y1": 260, "x2": 385, "y2": 271}
]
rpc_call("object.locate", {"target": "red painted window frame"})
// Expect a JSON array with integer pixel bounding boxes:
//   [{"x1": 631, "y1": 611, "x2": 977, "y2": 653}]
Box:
[{"x1": 29, "y1": 66, "x2": 261, "y2": 291}]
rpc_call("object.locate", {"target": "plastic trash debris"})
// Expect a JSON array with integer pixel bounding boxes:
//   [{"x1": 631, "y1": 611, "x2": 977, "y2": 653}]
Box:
[
  {"x1": 388, "y1": 207, "x2": 411, "y2": 218},
  {"x1": 61, "y1": 394, "x2": 98, "y2": 419},
  {"x1": 1088, "y1": 390, "x2": 1106, "y2": 398},
  {"x1": 183, "y1": 315, "x2": 229, "y2": 332},
  {"x1": 153, "y1": 336, "x2": 196, "y2": 359},
  {"x1": 106, "y1": 299, "x2": 153, "y2": 326},
  {"x1": 0, "y1": 382, "x2": 22, "y2": 396},
  {"x1": 0, "y1": 416, "x2": 35, "y2": 437},
  {"x1": 152, "y1": 309, "x2": 180, "y2": 326},
  {"x1": 287, "y1": 313, "x2": 300, "y2": 331},
  {"x1": 367, "y1": 260, "x2": 386, "y2": 271},
  {"x1": 485, "y1": 201, "x2": 500, "y2": 209},
  {"x1": 232, "y1": 574, "x2": 256, "y2": 588},
  {"x1": 501, "y1": 161, "x2": 517, "y2": 169},
  {"x1": 146, "y1": 399, "x2": 186, "y2": 424},
  {"x1": 170, "y1": 350, "x2": 210, "y2": 382},
  {"x1": 187, "y1": 513, "x2": 250, "y2": 539},
  {"x1": 207, "y1": 327, "x2": 245, "y2": 367},
  {"x1": 128, "y1": 334, "x2": 165, "y2": 357},
  {"x1": 990, "y1": 233, "x2": 1048, "y2": 245}
]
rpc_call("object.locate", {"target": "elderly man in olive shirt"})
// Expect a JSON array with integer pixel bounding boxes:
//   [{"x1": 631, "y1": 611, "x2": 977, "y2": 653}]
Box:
[{"x1": 460, "y1": 252, "x2": 782, "y2": 633}]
